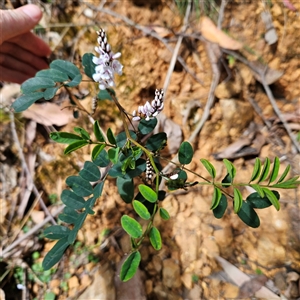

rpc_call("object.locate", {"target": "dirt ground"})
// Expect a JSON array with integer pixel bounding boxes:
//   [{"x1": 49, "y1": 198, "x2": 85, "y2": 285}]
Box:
[{"x1": 1, "y1": 0, "x2": 300, "y2": 299}]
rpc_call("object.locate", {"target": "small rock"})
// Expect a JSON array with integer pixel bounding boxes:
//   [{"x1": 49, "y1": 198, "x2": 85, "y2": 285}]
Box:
[
  {"x1": 201, "y1": 237, "x2": 220, "y2": 258},
  {"x1": 215, "y1": 81, "x2": 241, "y2": 99},
  {"x1": 256, "y1": 236, "x2": 286, "y2": 266},
  {"x1": 187, "y1": 284, "x2": 202, "y2": 300},
  {"x1": 152, "y1": 255, "x2": 162, "y2": 273},
  {"x1": 80, "y1": 274, "x2": 92, "y2": 288},
  {"x1": 181, "y1": 272, "x2": 193, "y2": 289},
  {"x1": 68, "y1": 276, "x2": 79, "y2": 289},
  {"x1": 162, "y1": 259, "x2": 181, "y2": 288},
  {"x1": 49, "y1": 279, "x2": 60, "y2": 289},
  {"x1": 145, "y1": 280, "x2": 153, "y2": 295}
]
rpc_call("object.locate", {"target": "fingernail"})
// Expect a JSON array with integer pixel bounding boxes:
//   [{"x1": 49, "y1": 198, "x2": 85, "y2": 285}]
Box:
[{"x1": 21, "y1": 4, "x2": 42, "y2": 22}]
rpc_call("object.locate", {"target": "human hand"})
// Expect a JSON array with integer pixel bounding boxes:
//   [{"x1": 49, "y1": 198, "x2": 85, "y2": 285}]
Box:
[{"x1": 0, "y1": 4, "x2": 51, "y2": 84}]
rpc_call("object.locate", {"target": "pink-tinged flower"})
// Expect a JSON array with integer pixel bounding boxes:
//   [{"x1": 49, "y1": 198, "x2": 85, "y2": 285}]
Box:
[
  {"x1": 132, "y1": 89, "x2": 164, "y2": 121},
  {"x1": 92, "y1": 29, "x2": 123, "y2": 90}
]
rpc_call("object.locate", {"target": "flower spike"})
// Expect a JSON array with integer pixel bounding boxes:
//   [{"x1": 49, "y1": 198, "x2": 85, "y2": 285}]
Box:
[
  {"x1": 92, "y1": 29, "x2": 123, "y2": 90},
  {"x1": 132, "y1": 89, "x2": 164, "y2": 121}
]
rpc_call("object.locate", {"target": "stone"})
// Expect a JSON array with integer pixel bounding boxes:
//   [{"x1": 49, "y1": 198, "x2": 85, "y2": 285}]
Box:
[
  {"x1": 162, "y1": 259, "x2": 181, "y2": 288},
  {"x1": 68, "y1": 276, "x2": 79, "y2": 289},
  {"x1": 78, "y1": 263, "x2": 115, "y2": 300},
  {"x1": 256, "y1": 236, "x2": 286, "y2": 266},
  {"x1": 181, "y1": 272, "x2": 193, "y2": 289},
  {"x1": 187, "y1": 284, "x2": 202, "y2": 300}
]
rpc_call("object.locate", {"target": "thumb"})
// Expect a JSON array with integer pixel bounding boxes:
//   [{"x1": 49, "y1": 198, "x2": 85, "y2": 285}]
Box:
[{"x1": 0, "y1": 4, "x2": 42, "y2": 43}]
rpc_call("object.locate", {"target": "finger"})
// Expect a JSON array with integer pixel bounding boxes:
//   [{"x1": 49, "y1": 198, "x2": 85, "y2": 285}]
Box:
[
  {"x1": 9, "y1": 32, "x2": 51, "y2": 57},
  {"x1": 0, "y1": 53, "x2": 40, "y2": 79},
  {"x1": 0, "y1": 42, "x2": 49, "y2": 71},
  {"x1": 0, "y1": 4, "x2": 42, "y2": 43},
  {"x1": 0, "y1": 65, "x2": 32, "y2": 84}
]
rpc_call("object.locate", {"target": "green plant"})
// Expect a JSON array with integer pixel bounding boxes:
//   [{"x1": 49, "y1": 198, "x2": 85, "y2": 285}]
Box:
[{"x1": 12, "y1": 28, "x2": 300, "y2": 282}]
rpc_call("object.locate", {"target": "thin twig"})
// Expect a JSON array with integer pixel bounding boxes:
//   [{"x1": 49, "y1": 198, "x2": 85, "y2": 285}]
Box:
[
  {"x1": 9, "y1": 112, "x2": 56, "y2": 225},
  {"x1": 221, "y1": 49, "x2": 300, "y2": 153},
  {"x1": 217, "y1": 0, "x2": 228, "y2": 29},
  {"x1": 1, "y1": 205, "x2": 64, "y2": 259},
  {"x1": 163, "y1": 0, "x2": 192, "y2": 95}
]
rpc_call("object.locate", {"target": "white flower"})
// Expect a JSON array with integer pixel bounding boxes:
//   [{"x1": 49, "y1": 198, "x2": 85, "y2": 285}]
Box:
[
  {"x1": 132, "y1": 89, "x2": 164, "y2": 122},
  {"x1": 92, "y1": 29, "x2": 123, "y2": 90}
]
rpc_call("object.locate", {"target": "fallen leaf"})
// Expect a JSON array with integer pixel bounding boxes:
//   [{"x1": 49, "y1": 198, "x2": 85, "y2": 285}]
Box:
[
  {"x1": 215, "y1": 256, "x2": 280, "y2": 299},
  {"x1": 157, "y1": 113, "x2": 183, "y2": 154},
  {"x1": 200, "y1": 17, "x2": 242, "y2": 50},
  {"x1": 22, "y1": 102, "x2": 73, "y2": 126}
]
